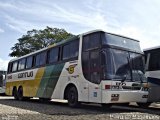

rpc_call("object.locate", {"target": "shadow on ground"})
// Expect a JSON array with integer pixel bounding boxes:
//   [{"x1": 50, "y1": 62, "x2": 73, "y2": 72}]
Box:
[{"x1": 0, "y1": 96, "x2": 159, "y2": 116}]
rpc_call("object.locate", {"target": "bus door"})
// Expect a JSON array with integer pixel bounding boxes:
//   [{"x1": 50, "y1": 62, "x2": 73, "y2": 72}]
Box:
[{"x1": 88, "y1": 50, "x2": 102, "y2": 103}]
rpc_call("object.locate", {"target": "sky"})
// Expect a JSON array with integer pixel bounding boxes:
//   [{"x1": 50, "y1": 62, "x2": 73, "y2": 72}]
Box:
[{"x1": 0, "y1": 0, "x2": 160, "y2": 70}]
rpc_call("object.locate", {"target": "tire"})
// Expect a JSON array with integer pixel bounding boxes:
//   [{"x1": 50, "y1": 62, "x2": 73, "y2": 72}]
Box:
[
  {"x1": 67, "y1": 86, "x2": 79, "y2": 107},
  {"x1": 13, "y1": 88, "x2": 18, "y2": 100},
  {"x1": 137, "y1": 102, "x2": 151, "y2": 108},
  {"x1": 17, "y1": 87, "x2": 23, "y2": 101}
]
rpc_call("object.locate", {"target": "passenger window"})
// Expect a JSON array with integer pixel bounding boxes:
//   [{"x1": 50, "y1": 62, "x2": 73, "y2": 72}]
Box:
[
  {"x1": 62, "y1": 40, "x2": 79, "y2": 60},
  {"x1": 7, "y1": 63, "x2": 13, "y2": 73},
  {"x1": 18, "y1": 59, "x2": 26, "y2": 70},
  {"x1": 12, "y1": 62, "x2": 18, "y2": 72},
  {"x1": 35, "y1": 52, "x2": 46, "y2": 67},
  {"x1": 48, "y1": 47, "x2": 59, "y2": 63},
  {"x1": 62, "y1": 44, "x2": 70, "y2": 60},
  {"x1": 26, "y1": 56, "x2": 33, "y2": 69},
  {"x1": 83, "y1": 32, "x2": 101, "y2": 51}
]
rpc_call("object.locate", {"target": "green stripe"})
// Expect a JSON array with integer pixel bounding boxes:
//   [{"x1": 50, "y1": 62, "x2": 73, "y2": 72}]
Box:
[{"x1": 36, "y1": 63, "x2": 65, "y2": 98}]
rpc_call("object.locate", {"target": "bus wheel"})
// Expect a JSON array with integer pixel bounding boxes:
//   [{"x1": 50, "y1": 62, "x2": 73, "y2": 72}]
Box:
[
  {"x1": 67, "y1": 86, "x2": 79, "y2": 107},
  {"x1": 17, "y1": 87, "x2": 23, "y2": 101},
  {"x1": 13, "y1": 87, "x2": 18, "y2": 100},
  {"x1": 137, "y1": 102, "x2": 151, "y2": 108}
]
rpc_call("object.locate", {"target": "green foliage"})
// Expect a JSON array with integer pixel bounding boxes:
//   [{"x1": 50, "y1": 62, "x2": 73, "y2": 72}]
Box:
[{"x1": 9, "y1": 26, "x2": 74, "y2": 57}]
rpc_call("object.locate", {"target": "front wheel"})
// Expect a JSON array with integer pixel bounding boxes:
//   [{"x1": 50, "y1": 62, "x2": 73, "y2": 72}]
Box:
[{"x1": 67, "y1": 86, "x2": 79, "y2": 107}]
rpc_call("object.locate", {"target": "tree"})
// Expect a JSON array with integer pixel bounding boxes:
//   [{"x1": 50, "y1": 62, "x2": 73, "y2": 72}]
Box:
[{"x1": 9, "y1": 26, "x2": 75, "y2": 57}]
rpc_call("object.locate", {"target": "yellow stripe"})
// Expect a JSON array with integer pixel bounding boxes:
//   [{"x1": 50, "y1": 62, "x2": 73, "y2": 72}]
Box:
[{"x1": 6, "y1": 67, "x2": 45, "y2": 97}]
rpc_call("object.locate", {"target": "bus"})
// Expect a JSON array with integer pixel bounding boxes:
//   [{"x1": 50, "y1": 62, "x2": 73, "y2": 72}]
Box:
[
  {"x1": 144, "y1": 46, "x2": 160, "y2": 104},
  {"x1": 0, "y1": 70, "x2": 6, "y2": 94},
  {"x1": 6, "y1": 30, "x2": 148, "y2": 107}
]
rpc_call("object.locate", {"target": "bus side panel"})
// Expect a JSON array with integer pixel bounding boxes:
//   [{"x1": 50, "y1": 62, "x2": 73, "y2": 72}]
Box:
[
  {"x1": 50, "y1": 60, "x2": 89, "y2": 102},
  {"x1": 148, "y1": 77, "x2": 160, "y2": 102},
  {"x1": 36, "y1": 63, "x2": 65, "y2": 98},
  {"x1": 6, "y1": 68, "x2": 45, "y2": 97}
]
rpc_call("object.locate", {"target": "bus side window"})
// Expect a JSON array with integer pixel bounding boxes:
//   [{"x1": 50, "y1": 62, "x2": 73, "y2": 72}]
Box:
[
  {"x1": 62, "y1": 44, "x2": 70, "y2": 60},
  {"x1": 26, "y1": 56, "x2": 33, "y2": 69},
  {"x1": 62, "y1": 40, "x2": 79, "y2": 60},
  {"x1": 18, "y1": 58, "x2": 26, "y2": 71},
  {"x1": 7, "y1": 62, "x2": 13, "y2": 73},
  {"x1": 35, "y1": 52, "x2": 46, "y2": 67},
  {"x1": 47, "y1": 47, "x2": 59, "y2": 64},
  {"x1": 83, "y1": 32, "x2": 100, "y2": 51},
  {"x1": 12, "y1": 61, "x2": 18, "y2": 72}
]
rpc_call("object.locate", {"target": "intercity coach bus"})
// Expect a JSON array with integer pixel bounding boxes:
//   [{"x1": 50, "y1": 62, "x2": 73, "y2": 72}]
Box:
[
  {"x1": 144, "y1": 46, "x2": 160, "y2": 104},
  {"x1": 6, "y1": 30, "x2": 148, "y2": 107}
]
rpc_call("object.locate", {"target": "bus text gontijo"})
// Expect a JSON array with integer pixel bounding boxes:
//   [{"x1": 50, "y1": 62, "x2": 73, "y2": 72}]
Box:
[{"x1": 6, "y1": 30, "x2": 149, "y2": 107}]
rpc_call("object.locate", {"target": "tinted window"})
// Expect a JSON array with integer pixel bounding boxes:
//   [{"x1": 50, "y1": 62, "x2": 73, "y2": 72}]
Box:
[
  {"x1": 62, "y1": 40, "x2": 79, "y2": 60},
  {"x1": 82, "y1": 52, "x2": 90, "y2": 80},
  {"x1": 35, "y1": 52, "x2": 46, "y2": 66},
  {"x1": 102, "y1": 33, "x2": 141, "y2": 52},
  {"x1": 26, "y1": 56, "x2": 33, "y2": 69},
  {"x1": 83, "y1": 32, "x2": 100, "y2": 51},
  {"x1": 63, "y1": 44, "x2": 70, "y2": 60},
  {"x1": 82, "y1": 50, "x2": 101, "y2": 84},
  {"x1": 12, "y1": 62, "x2": 18, "y2": 72},
  {"x1": 149, "y1": 51, "x2": 160, "y2": 71},
  {"x1": 7, "y1": 63, "x2": 13, "y2": 73},
  {"x1": 90, "y1": 51, "x2": 101, "y2": 84},
  {"x1": 18, "y1": 59, "x2": 26, "y2": 70},
  {"x1": 48, "y1": 47, "x2": 59, "y2": 63}
]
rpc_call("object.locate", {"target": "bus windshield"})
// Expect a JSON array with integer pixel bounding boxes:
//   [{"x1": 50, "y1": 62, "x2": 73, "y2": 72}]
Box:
[
  {"x1": 102, "y1": 33, "x2": 141, "y2": 52},
  {"x1": 101, "y1": 48, "x2": 146, "y2": 82}
]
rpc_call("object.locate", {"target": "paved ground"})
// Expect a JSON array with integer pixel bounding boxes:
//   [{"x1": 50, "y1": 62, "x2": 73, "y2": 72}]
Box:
[{"x1": 0, "y1": 96, "x2": 160, "y2": 120}]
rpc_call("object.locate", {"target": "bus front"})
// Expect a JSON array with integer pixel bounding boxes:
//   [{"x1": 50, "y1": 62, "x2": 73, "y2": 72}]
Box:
[
  {"x1": 81, "y1": 31, "x2": 148, "y2": 106},
  {"x1": 101, "y1": 32, "x2": 148, "y2": 104}
]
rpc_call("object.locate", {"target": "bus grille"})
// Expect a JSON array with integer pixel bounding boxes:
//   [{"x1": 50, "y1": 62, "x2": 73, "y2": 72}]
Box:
[{"x1": 122, "y1": 86, "x2": 141, "y2": 90}]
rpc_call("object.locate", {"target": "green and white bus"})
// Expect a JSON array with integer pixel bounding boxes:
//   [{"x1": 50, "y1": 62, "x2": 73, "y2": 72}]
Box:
[
  {"x1": 144, "y1": 46, "x2": 160, "y2": 104},
  {"x1": 6, "y1": 30, "x2": 148, "y2": 107}
]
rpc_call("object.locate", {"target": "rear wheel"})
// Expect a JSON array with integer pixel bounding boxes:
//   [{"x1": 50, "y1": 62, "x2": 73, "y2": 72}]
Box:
[
  {"x1": 17, "y1": 87, "x2": 23, "y2": 101},
  {"x1": 67, "y1": 86, "x2": 79, "y2": 107},
  {"x1": 13, "y1": 88, "x2": 18, "y2": 100}
]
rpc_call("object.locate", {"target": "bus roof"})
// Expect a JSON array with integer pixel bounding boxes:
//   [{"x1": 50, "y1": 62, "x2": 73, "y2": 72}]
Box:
[
  {"x1": 9, "y1": 29, "x2": 140, "y2": 62},
  {"x1": 81, "y1": 29, "x2": 140, "y2": 42},
  {"x1": 143, "y1": 46, "x2": 160, "y2": 52}
]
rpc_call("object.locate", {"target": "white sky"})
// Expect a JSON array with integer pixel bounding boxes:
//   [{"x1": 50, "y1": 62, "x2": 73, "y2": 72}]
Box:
[{"x1": 0, "y1": 0, "x2": 160, "y2": 70}]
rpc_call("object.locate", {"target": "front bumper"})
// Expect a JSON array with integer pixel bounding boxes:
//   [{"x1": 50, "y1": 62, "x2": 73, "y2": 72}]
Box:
[{"x1": 102, "y1": 90, "x2": 148, "y2": 103}]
